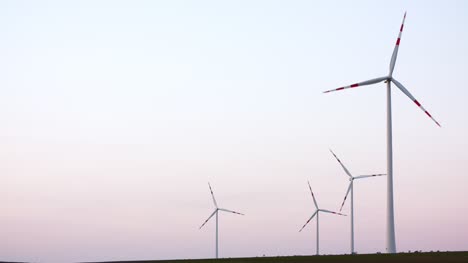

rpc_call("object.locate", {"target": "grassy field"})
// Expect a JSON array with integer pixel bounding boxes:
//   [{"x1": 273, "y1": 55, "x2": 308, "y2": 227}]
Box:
[{"x1": 100, "y1": 251, "x2": 468, "y2": 263}]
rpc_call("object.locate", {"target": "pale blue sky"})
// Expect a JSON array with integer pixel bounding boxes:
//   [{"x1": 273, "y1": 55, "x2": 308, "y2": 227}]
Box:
[{"x1": 1, "y1": 1, "x2": 468, "y2": 262}]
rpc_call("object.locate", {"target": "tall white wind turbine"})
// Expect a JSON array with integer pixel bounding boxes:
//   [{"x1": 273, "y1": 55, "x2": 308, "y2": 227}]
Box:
[
  {"x1": 299, "y1": 181, "x2": 346, "y2": 255},
  {"x1": 329, "y1": 149, "x2": 385, "y2": 254},
  {"x1": 199, "y1": 183, "x2": 244, "y2": 259},
  {"x1": 323, "y1": 12, "x2": 440, "y2": 253}
]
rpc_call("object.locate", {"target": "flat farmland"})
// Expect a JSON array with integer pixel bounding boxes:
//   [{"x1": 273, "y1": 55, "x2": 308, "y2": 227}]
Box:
[{"x1": 97, "y1": 251, "x2": 468, "y2": 263}]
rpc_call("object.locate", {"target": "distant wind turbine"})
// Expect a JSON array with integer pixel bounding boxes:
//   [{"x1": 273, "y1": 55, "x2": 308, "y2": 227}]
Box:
[
  {"x1": 299, "y1": 181, "x2": 346, "y2": 255},
  {"x1": 323, "y1": 12, "x2": 440, "y2": 253},
  {"x1": 329, "y1": 149, "x2": 385, "y2": 254},
  {"x1": 199, "y1": 183, "x2": 244, "y2": 259}
]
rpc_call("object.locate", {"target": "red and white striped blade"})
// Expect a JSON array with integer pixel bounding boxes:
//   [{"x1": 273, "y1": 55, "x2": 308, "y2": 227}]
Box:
[
  {"x1": 308, "y1": 181, "x2": 319, "y2": 209},
  {"x1": 299, "y1": 210, "x2": 318, "y2": 232},
  {"x1": 208, "y1": 182, "x2": 218, "y2": 208},
  {"x1": 389, "y1": 12, "x2": 407, "y2": 76},
  {"x1": 354, "y1": 173, "x2": 386, "y2": 179},
  {"x1": 391, "y1": 78, "x2": 441, "y2": 127},
  {"x1": 199, "y1": 209, "x2": 217, "y2": 229},
  {"x1": 339, "y1": 182, "x2": 353, "y2": 212},
  {"x1": 320, "y1": 209, "x2": 346, "y2": 216},
  {"x1": 329, "y1": 149, "x2": 353, "y2": 178},
  {"x1": 218, "y1": 208, "x2": 244, "y2": 216},
  {"x1": 323, "y1": 77, "x2": 388, "y2": 93}
]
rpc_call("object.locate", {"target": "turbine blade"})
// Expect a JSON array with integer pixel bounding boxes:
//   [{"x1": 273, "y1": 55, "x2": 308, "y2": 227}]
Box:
[
  {"x1": 208, "y1": 182, "x2": 218, "y2": 208},
  {"x1": 329, "y1": 149, "x2": 353, "y2": 177},
  {"x1": 299, "y1": 210, "x2": 318, "y2": 232},
  {"x1": 218, "y1": 208, "x2": 244, "y2": 216},
  {"x1": 308, "y1": 181, "x2": 319, "y2": 209},
  {"x1": 354, "y1": 174, "x2": 386, "y2": 179},
  {"x1": 389, "y1": 12, "x2": 407, "y2": 76},
  {"x1": 199, "y1": 210, "x2": 217, "y2": 229},
  {"x1": 391, "y1": 78, "x2": 441, "y2": 127},
  {"x1": 339, "y1": 182, "x2": 353, "y2": 212},
  {"x1": 320, "y1": 209, "x2": 346, "y2": 216},
  {"x1": 323, "y1": 77, "x2": 387, "y2": 93}
]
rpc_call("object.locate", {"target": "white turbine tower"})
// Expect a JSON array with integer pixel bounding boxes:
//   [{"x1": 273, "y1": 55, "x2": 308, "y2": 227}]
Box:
[
  {"x1": 199, "y1": 183, "x2": 244, "y2": 259},
  {"x1": 299, "y1": 181, "x2": 346, "y2": 255},
  {"x1": 323, "y1": 12, "x2": 440, "y2": 253},
  {"x1": 329, "y1": 149, "x2": 385, "y2": 254}
]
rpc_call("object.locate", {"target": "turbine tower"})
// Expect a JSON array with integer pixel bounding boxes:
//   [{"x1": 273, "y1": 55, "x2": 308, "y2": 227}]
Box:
[
  {"x1": 199, "y1": 183, "x2": 244, "y2": 259},
  {"x1": 323, "y1": 13, "x2": 440, "y2": 253},
  {"x1": 299, "y1": 181, "x2": 346, "y2": 255},
  {"x1": 329, "y1": 149, "x2": 385, "y2": 254}
]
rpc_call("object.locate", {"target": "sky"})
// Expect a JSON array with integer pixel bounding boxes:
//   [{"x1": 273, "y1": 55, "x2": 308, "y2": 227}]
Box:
[{"x1": 1, "y1": 0, "x2": 468, "y2": 262}]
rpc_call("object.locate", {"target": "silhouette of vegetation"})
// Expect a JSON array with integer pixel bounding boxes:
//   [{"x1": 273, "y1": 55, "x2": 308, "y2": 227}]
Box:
[{"x1": 89, "y1": 251, "x2": 468, "y2": 263}]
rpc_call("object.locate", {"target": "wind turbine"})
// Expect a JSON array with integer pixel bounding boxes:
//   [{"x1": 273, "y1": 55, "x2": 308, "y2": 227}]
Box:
[
  {"x1": 323, "y1": 12, "x2": 440, "y2": 253},
  {"x1": 299, "y1": 181, "x2": 346, "y2": 255},
  {"x1": 199, "y1": 183, "x2": 244, "y2": 259},
  {"x1": 329, "y1": 149, "x2": 385, "y2": 254}
]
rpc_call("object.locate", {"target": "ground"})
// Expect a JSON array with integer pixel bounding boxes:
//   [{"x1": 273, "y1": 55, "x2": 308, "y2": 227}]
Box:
[{"x1": 94, "y1": 251, "x2": 468, "y2": 263}]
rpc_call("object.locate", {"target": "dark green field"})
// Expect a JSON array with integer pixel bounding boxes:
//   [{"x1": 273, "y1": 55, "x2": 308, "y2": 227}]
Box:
[{"x1": 99, "y1": 251, "x2": 468, "y2": 263}]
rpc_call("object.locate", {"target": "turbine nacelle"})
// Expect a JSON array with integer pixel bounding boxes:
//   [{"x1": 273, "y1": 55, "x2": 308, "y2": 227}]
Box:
[
  {"x1": 323, "y1": 12, "x2": 441, "y2": 127},
  {"x1": 299, "y1": 182, "x2": 346, "y2": 232},
  {"x1": 329, "y1": 149, "x2": 385, "y2": 212},
  {"x1": 199, "y1": 183, "x2": 244, "y2": 230}
]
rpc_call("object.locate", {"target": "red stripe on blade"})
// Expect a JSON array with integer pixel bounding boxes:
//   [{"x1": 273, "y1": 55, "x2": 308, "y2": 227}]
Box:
[
  {"x1": 400, "y1": 24, "x2": 404, "y2": 32},
  {"x1": 414, "y1": 100, "x2": 421, "y2": 107},
  {"x1": 350, "y1": 84, "x2": 359, "y2": 88},
  {"x1": 336, "y1": 87, "x2": 345, "y2": 91},
  {"x1": 396, "y1": 38, "x2": 401, "y2": 45}
]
